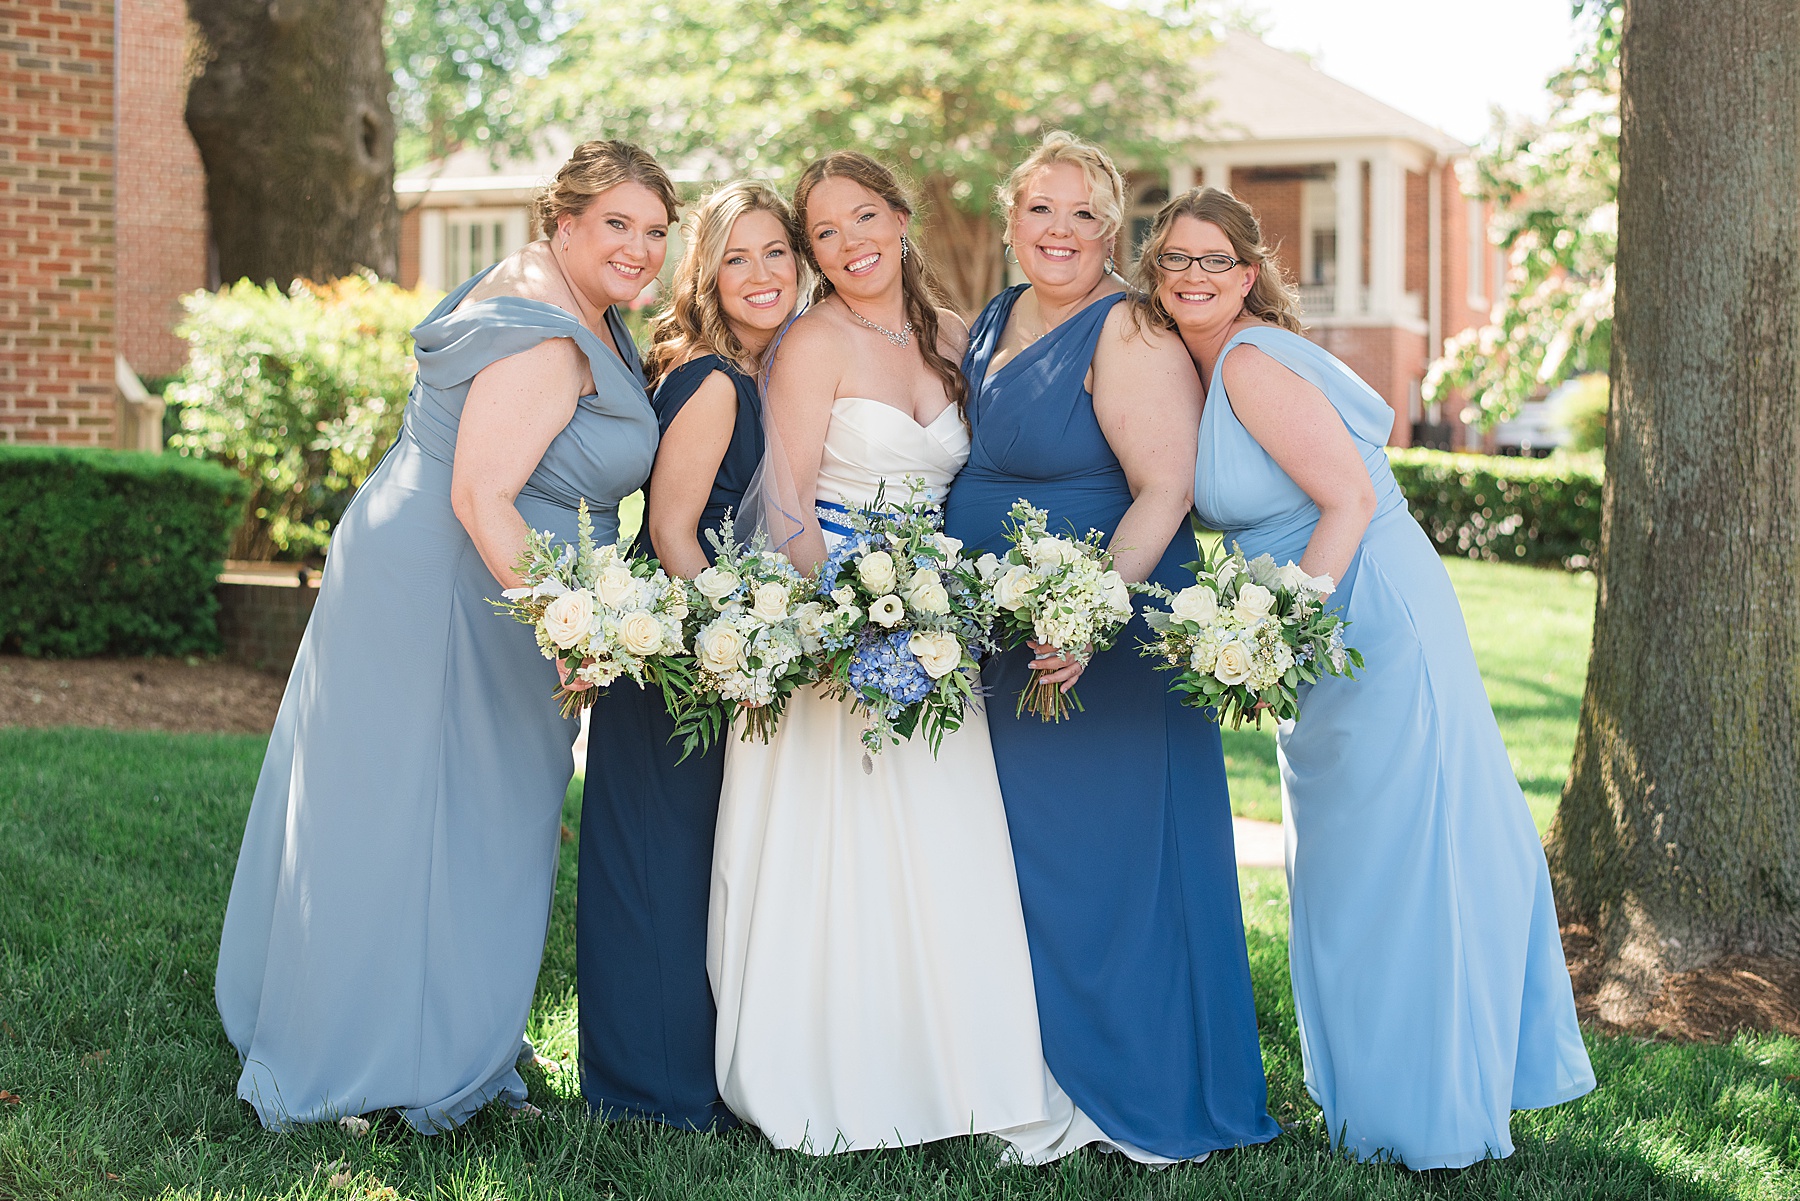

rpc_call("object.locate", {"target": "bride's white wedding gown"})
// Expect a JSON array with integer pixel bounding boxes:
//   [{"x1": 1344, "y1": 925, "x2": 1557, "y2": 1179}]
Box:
[{"x1": 708, "y1": 396, "x2": 1161, "y2": 1163}]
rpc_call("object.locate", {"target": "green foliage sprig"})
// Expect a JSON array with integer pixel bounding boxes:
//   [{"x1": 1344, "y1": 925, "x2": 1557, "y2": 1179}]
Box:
[{"x1": 0, "y1": 446, "x2": 248, "y2": 657}]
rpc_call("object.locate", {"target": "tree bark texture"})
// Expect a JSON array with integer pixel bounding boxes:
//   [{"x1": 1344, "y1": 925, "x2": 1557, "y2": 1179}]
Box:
[
  {"x1": 921, "y1": 175, "x2": 1004, "y2": 320},
  {"x1": 186, "y1": 0, "x2": 399, "y2": 286},
  {"x1": 1547, "y1": 0, "x2": 1800, "y2": 1022}
]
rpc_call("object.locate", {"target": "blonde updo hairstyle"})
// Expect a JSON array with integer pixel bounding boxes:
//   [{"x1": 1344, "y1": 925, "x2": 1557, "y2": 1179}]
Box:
[
  {"x1": 644, "y1": 181, "x2": 809, "y2": 388},
  {"x1": 532, "y1": 139, "x2": 679, "y2": 239},
  {"x1": 792, "y1": 152, "x2": 967, "y2": 413},
  {"x1": 1129, "y1": 186, "x2": 1303, "y2": 335},
  {"x1": 997, "y1": 130, "x2": 1127, "y2": 249}
]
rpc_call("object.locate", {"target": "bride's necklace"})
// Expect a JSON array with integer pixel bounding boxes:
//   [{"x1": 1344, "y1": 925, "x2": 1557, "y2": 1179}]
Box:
[{"x1": 842, "y1": 302, "x2": 913, "y2": 348}]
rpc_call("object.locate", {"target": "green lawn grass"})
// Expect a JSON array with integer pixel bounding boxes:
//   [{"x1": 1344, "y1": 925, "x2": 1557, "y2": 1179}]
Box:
[
  {"x1": 1222, "y1": 558, "x2": 1597, "y2": 831},
  {"x1": 4, "y1": 726, "x2": 1797, "y2": 1199}
]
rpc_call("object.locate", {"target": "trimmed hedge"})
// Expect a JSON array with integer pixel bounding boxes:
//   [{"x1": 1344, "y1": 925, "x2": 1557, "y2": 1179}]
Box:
[
  {"x1": 1387, "y1": 448, "x2": 1603, "y2": 570},
  {"x1": 0, "y1": 446, "x2": 249, "y2": 657}
]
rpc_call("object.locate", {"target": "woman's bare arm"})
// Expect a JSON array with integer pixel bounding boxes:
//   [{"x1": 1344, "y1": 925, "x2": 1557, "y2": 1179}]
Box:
[
  {"x1": 760, "y1": 317, "x2": 842, "y2": 574},
  {"x1": 645, "y1": 368, "x2": 738, "y2": 579}
]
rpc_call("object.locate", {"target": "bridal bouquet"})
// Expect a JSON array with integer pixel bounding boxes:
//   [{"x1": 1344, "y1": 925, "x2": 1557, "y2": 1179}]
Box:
[
  {"x1": 986, "y1": 500, "x2": 1137, "y2": 721},
  {"x1": 668, "y1": 512, "x2": 819, "y2": 760},
  {"x1": 494, "y1": 499, "x2": 692, "y2": 717},
  {"x1": 1139, "y1": 544, "x2": 1360, "y2": 729},
  {"x1": 811, "y1": 479, "x2": 995, "y2": 758}
]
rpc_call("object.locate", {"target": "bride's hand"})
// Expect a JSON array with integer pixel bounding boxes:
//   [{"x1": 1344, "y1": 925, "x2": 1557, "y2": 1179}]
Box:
[
  {"x1": 557, "y1": 659, "x2": 593, "y2": 692},
  {"x1": 1027, "y1": 640, "x2": 1088, "y2": 691}
]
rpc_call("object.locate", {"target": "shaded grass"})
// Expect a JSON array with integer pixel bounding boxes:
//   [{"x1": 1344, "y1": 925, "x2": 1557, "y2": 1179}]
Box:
[
  {"x1": 1221, "y1": 559, "x2": 1595, "y2": 830},
  {"x1": 3, "y1": 726, "x2": 1796, "y2": 1200}
]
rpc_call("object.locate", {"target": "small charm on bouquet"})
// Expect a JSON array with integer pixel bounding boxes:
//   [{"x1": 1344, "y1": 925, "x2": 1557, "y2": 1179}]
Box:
[
  {"x1": 987, "y1": 500, "x2": 1137, "y2": 722},
  {"x1": 667, "y1": 512, "x2": 817, "y2": 760},
  {"x1": 492, "y1": 498, "x2": 693, "y2": 717},
  {"x1": 1138, "y1": 543, "x2": 1362, "y2": 729},
  {"x1": 810, "y1": 478, "x2": 997, "y2": 759}
]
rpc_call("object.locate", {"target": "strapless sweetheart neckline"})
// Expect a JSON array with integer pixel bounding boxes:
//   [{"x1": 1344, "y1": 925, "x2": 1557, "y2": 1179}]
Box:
[{"x1": 834, "y1": 394, "x2": 961, "y2": 433}]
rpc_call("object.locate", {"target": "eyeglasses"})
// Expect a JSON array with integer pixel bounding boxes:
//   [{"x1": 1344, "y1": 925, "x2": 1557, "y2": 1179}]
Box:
[{"x1": 1155, "y1": 252, "x2": 1246, "y2": 274}]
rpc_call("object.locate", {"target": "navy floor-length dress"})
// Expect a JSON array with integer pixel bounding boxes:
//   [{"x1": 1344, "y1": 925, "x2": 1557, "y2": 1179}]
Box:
[
  {"x1": 943, "y1": 285, "x2": 1279, "y2": 1160},
  {"x1": 216, "y1": 268, "x2": 659, "y2": 1132},
  {"x1": 577, "y1": 353, "x2": 761, "y2": 1129}
]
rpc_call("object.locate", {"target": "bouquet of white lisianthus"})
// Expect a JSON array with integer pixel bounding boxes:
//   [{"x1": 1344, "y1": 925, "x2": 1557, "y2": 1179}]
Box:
[
  {"x1": 668, "y1": 512, "x2": 819, "y2": 760},
  {"x1": 1139, "y1": 543, "x2": 1361, "y2": 729},
  {"x1": 494, "y1": 499, "x2": 692, "y2": 717},
  {"x1": 984, "y1": 500, "x2": 1137, "y2": 721},
  {"x1": 811, "y1": 478, "x2": 996, "y2": 759}
]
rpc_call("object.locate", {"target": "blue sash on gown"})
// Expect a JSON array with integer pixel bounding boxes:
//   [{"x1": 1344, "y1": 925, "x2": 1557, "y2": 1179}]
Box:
[
  {"x1": 577, "y1": 354, "x2": 761, "y2": 1130},
  {"x1": 943, "y1": 284, "x2": 1279, "y2": 1159},
  {"x1": 214, "y1": 267, "x2": 659, "y2": 1132},
  {"x1": 1195, "y1": 325, "x2": 1595, "y2": 1168}
]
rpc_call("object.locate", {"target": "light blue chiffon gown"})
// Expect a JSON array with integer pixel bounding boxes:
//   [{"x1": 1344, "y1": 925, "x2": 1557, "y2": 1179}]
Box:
[
  {"x1": 1193, "y1": 325, "x2": 1594, "y2": 1168},
  {"x1": 215, "y1": 267, "x2": 659, "y2": 1132}
]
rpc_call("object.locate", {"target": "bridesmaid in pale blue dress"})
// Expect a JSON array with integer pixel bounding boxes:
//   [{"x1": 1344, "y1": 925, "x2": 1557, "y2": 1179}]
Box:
[
  {"x1": 944, "y1": 134, "x2": 1277, "y2": 1162},
  {"x1": 215, "y1": 141, "x2": 676, "y2": 1133},
  {"x1": 576, "y1": 181, "x2": 802, "y2": 1130},
  {"x1": 1138, "y1": 186, "x2": 1595, "y2": 1168}
]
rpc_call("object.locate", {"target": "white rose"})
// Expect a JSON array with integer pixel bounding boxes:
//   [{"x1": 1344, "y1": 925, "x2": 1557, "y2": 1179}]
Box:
[
  {"x1": 857, "y1": 550, "x2": 897, "y2": 595},
  {"x1": 1233, "y1": 582, "x2": 1276, "y2": 625},
  {"x1": 1030, "y1": 536, "x2": 1074, "y2": 569},
  {"x1": 1170, "y1": 585, "x2": 1220, "y2": 626},
  {"x1": 904, "y1": 569, "x2": 951, "y2": 616},
  {"x1": 696, "y1": 619, "x2": 747, "y2": 674},
  {"x1": 869, "y1": 594, "x2": 905, "y2": 628},
  {"x1": 751, "y1": 581, "x2": 790, "y2": 623},
  {"x1": 831, "y1": 586, "x2": 857, "y2": 607},
  {"x1": 929, "y1": 533, "x2": 964, "y2": 560},
  {"x1": 594, "y1": 563, "x2": 638, "y2": 609},
  {"x1": 1213, "y1": 639, "x2": 1254, "y2": 686},
  {"x1": 975, "y1": 552, "x2": 1002, "y2": 581},
  {"x1": 992, "y1": 564, "x2": 1035, "y2": 611},
  {"x1": 1097, "y1": 570, "x2": 1132, "y2": 615},
  {"x1": 541, "y1": 589, "x2": 595, "y2": 650},
  {"x1": 1213, "y1": 558, "x2": 1239, "y2": 588},
  {"x1": 693, "y1": 566, "x2": 740, "y2": 601},
  {"x1": 795, "y1": 601, "x2": 827, "y2": 651},
  {"x1": 617, "y1": 610, "x2": 665, "y2": 657},
  {"x1": 908, "y1": 630, "x2": 963, "y2": 679}
]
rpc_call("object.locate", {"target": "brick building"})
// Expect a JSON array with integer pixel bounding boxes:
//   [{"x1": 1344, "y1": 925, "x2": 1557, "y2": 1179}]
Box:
[
  {"x1": 400, "y1": 30, "x2": 1503, "y2": 448},
  {"x1": 0, "y1": 0, "x2": 204, "y2": 447}
]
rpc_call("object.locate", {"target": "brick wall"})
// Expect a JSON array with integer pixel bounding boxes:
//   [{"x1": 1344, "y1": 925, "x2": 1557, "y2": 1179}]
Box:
[
  {"x1": 117, "y1": 0, "x2": 205, "y2": 379},
  {"x1": 1308, "y1": 323, "x2": 1428, "y2": 448},
  {"x1": 216, "y1": 577, "x2": 320, "y2": 674},
  {"x1": 0, "y1": 0, "x2": 116, "y2": 445},
  {"x1": 1404, "y1": 169, "x2": 1428, "y2": 297},
  {"x1": 398, "y1": 205, "x2": 420, "y2": 289},
  {"x1": 1228, "y1": 170, "x2": 1303, "y2": 290}
]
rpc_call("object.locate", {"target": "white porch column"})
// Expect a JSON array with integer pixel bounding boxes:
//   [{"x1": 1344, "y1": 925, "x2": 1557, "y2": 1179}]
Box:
[
  {"x1": 1368, "y1": 150, "x2": 1405, "y2": 320},
  {"x1": 419, "y1": 209, "x2": 447, "y2": 293},
  {"x1": 1199, "y1": 156, "x2": 1230, "y2": 193},
  {"x1": 1426, "y1": 157, "x2": 1444, "y2": 418},
  {"x1": 1334, "y1": 156, "x2": 1363, "y2": 317},
  {"x1": 1169, "y1": 161, "x2": 1196, "y2": 196}
]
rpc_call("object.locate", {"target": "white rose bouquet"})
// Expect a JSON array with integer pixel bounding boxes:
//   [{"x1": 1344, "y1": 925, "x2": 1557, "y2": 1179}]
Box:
[
  {"x1": 667, "y1": 512, "x2": 817, "y2": 760},
  {"x1": 810, "y1": 478, "x2": 996, "y2": 759},
  {"x1": 493, "y1": 499, "x2": 693, "y2": 717},
  {"x1": 986, "y1": 500, "x2": 1138, "y2": 722},
  {"x1": 1138, "y1": 543, "x2": 1361, "y2": 729}
]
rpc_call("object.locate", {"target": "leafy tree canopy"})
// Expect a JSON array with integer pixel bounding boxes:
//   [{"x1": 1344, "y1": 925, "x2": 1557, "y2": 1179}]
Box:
[
  {"x1": 1425, "y1": 1, "x2": 1619, "y2": 428},
  {"x1": 386, "y1": 0, "x2": 582, "y2": 169}
]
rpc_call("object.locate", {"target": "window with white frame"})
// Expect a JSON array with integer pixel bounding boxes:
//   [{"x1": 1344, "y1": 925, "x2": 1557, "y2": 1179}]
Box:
[{"x1": 446, "y1": 210, "x2": 531, "y2": 287}]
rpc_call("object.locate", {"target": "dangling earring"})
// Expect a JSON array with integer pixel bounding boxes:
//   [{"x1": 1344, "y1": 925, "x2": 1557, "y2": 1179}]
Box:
[
  {"x1": 900, "y1": 233, "x2": 911, "y2": 261},
  {"x1": 1003, "y1": 242, "x2": 1017, "y2": 264},
  {"x1": 1104, "y1": 254, "x2": 1117, "y2": 276}
]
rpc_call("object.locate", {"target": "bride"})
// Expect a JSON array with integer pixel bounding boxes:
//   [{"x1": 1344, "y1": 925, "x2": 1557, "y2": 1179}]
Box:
[{"x1": 707, "y1": 152, "x2": 1135, "y2": 1162}]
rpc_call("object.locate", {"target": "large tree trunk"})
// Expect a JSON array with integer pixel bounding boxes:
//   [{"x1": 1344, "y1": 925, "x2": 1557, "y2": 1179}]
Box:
[
  {"x1": 921, "y1": 175, "x2": 1004, "y2": 319},
  {"x1": 186, "y1": 0, "x2": 399, "y2": 286},
  {"x1": 1546, "y1": 0, "x2": 1800, "y2": 1024}
]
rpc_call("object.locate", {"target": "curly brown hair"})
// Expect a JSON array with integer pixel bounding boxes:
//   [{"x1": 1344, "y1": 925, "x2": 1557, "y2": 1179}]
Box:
[{"x1": 1128, "y1": 186, "x2": 1303, "y2": 335}]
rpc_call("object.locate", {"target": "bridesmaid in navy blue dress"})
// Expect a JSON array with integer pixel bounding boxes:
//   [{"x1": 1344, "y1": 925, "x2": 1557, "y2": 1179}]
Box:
[
  {"x1": 944, "y1": 134, "x2": 1277, "y2": 1161},
  {"x1": 577, "y1": 181, "x2": 804, "y2": 1129}
]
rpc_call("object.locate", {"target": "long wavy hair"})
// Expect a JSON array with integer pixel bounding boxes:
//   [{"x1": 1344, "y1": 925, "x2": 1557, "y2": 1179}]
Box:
[
  {"x1": 1128, "y1": 186, "x2": 1303, "y2": 335},
  {"x1": 644, "y1": 180, "x2": 808, "y2": 388},
  {"x1": 791, "y1": 152, "x2": 968, "y2": 414}
]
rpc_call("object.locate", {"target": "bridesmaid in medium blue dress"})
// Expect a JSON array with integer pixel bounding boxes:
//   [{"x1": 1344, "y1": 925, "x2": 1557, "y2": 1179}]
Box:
[
  {"x1": 943, "y1": 133, "x2": 1278, "y2": 1162},
  {"x1": 577, "y1": 181, "x2": 803, "y2": 1129},
  {"x1": 214, "y1": 142, "x2": 676, "y2": 1132},
  {"x1": 1140, "y1": 186, "x2": 1595, "y2": 1168}
]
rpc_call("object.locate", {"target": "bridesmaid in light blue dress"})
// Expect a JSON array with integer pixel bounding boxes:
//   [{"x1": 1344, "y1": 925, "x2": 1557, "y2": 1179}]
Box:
[
  {"x1": 215, "y1": 141, "x2": 676, "y2": 1133},
  {"x1": 944, "y1": 135, "x2": 1276, "y2": 1162},
  {"x1": 1139, "y1": 187, "x2": 1594, "y2": 1168}
]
